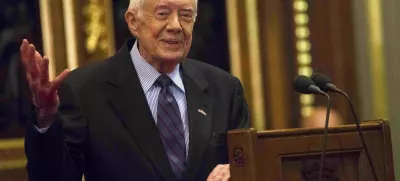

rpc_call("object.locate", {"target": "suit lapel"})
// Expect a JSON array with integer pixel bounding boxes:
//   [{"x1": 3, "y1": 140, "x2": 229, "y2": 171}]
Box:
[
  {"x1": 105, "y1": 39, "x2": 176, "y2": 180},
  {"x1": 181, "y1": 61, "x2": 214, "y2": 180}
]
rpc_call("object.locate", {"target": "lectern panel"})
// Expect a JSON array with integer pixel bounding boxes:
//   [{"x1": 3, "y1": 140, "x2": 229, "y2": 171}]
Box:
[
  {"x1": 228, "y1": 120, "x2": 395, "y2": 181},
  {"x1": 281, "y1": 152, "x2": 360, "y2": 181}
]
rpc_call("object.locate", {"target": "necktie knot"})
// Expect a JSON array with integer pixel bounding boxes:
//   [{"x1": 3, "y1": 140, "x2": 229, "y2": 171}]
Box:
[{"x1": 156, "y1": 74, "x2": 173, "y2": 88}]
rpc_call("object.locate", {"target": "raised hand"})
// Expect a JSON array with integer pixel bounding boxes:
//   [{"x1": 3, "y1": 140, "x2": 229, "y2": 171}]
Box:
[{"x1": 20, "y1": 39, "x2": 70, "y2": 128}]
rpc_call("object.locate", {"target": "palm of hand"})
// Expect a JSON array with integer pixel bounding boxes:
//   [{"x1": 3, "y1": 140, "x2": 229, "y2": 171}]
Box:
[{"x1": 20, "y1": 39, "x2": 69, "y2": 125}]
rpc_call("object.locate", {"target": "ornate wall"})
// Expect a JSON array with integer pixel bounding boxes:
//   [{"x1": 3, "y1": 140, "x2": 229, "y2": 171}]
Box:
[
  {"x1": 0, "y1": 0, "x2": 396, "y2": 179},
  {"x1": 0, "y1": 1, "x2": 42, "y2": 180},
  {"x1": 227, "y1": 0, "x2": 360, "y2": 130}
]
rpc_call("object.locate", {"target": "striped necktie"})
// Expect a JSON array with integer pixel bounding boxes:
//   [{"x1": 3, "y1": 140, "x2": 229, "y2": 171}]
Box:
[{"x1": 155, "y1": 74, "x2": 186, "y2": 179}]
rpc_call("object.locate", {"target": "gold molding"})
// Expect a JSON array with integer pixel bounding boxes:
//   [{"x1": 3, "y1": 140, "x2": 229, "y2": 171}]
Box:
[
  {"x1": 39, "y1": 0, "x2": 67, "y2": 77},
  {"x1": 366, "y1": 0, "x2": 388, "y2": 118},
  {"x1": 245, "y1": 0, "x2": 265, "y2": 130},
  {"x1": 40, "y1": 0, "x2": 56, "y2": 79},
  {"x1": 63, "y1": 0, "x2": 79, "y2": 70},
  {"x1": 0, "y1": 159, "x2": 26, "y2": 170},
  {"x1": 226, "y1": 0, "x2": 243, "y2": 82},
  {"x1": 82, "y1": 0, "x2": 116, "y2": 57},
  {"x1": 226, "y1": 0, "x2": 266, "y2": 130},
  {"x1": 0, "y1": 138, "x2": 24, "y2": 150},
  {"x1": 60, "y1": 0, "x2": 117, "y2": 67},
  {"x1": 83, "y1": 0, "x2": 106, "y2": 55},
  {"x1": 0, "y1": 138, "x2": 25, "y2": 170},
  {"x1": 104, "y1": 0, "x2": 116, "y2": 56}
]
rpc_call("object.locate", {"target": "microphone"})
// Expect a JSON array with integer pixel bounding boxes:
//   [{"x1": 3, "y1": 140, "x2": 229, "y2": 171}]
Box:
[
  {"x1": 293, "y1": 75, "x2": 326, "y2": 95},
  {"x1": 310, "y1": 73, "x2": 341, "y2": 92},
  {"x1": 293, "y1": 75, "x2": 331, "y2": 181},
  {"x1": 311, "y1": 73, "x2": 379, "y2": 181}
]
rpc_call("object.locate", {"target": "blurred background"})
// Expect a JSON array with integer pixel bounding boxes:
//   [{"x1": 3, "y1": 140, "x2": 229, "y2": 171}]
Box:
[{"x1": 0, "y1": 0, "x2": 399, "y2": 180}]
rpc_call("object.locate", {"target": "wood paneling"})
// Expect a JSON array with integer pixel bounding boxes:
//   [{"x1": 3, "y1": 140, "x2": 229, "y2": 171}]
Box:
[
  {"x1": 228, "y1": 120, "x2": 395, "y2": 181},
  {"x1": 0, "y1": 169, "x2": 27, "y2": 181},
  {"x1": 258, "y1": 0, "x2": 298, "y2": 129},
  {"x1": 227, "y1": 0, "x2": 266, "y2": 130},
  {"x1": 307, "y1": 0, "x2": 358, "y2": 124},
  {"x1": 227, "y1": 0, "x2": 359, "y2": 129}
]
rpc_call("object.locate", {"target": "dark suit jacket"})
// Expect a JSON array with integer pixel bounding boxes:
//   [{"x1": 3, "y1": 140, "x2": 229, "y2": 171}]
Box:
[{"x1": 25, "y1": 39, "x2": 250, "y2": 181}]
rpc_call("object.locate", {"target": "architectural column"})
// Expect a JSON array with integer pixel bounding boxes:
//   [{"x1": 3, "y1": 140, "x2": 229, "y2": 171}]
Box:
[
  {"x1": 353, "y1": 0, "x2": 400, "y2": 175},
  {"x1": 381, "y1": 0, "x2": 400, "y2": 176},
  {"x1": 226, "y1": 0, "x2": 267, "y2": 130}
]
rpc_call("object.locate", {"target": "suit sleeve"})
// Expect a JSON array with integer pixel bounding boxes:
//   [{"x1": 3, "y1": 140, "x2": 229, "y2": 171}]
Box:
[
  {"x1": 25, "y1": 81, "x2": 87, "y2": 181},
  {"x1": 229, "y1": 77, "x2": 251, "y2": 129}
]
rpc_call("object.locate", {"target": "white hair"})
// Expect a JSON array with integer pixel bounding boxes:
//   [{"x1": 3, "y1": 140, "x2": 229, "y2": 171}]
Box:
[
  {"x1": 128, "y1": 0, "x2": 198, "y2": 11},
  {"x1": 128, "y1": 0, "x2": 145, "y2": 9}
]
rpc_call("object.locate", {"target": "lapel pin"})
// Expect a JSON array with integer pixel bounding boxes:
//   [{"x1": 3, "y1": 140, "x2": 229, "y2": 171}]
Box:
[{"x1": 198, "y1": 109, "x2": 207, "y2": 116}]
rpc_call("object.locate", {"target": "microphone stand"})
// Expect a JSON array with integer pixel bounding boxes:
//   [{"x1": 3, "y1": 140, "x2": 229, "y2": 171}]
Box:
[
  {"x1": 318, "y1": 92, "x2": 331, "y2": 181},
  {"x1": 337, "y1": 90, "x2": 379, "y2": 181}
]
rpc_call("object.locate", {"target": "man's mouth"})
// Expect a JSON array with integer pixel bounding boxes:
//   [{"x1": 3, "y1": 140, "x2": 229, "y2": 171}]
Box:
[{"x1": 162, "y1": 39, "x2": 181, "y2": 45}]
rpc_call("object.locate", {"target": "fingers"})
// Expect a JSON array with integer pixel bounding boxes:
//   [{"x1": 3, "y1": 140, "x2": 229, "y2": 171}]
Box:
[
  {"x1": 49, "y1": 69, "x2": 70, "y2": 93},
  {"x1": 40, "y1": 56, "x2": 50, "y2": 85},
  {"x1": 20, "y1": 39, "x2": 42, "y2": 78},
  {"x1": 207, "y1": 164, "x2": 230, "y2": 181},
  {"x1": 21, "y1": 39, "x2": 62, "y2": 112},
  {"x1": 35, "y1": 50, "x2": 43, "y2": 71},
  {"x1": 28, "y1": 44, "x2": 41, "y2": 78},
  {"x1": 21, "y1": 39, "x2": 47, "y2": 87},
  {"x1": 20, "y1": 39, "x2": 29, "y2": 64},
  {"x1": 22, "y1": 42, "x2": 41, "y2": 79}
]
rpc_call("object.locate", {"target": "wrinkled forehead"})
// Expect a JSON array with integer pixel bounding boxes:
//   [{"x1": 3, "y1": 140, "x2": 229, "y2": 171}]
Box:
[{"x1": 143, "y1": 0, "x2": 197, "y2": 11}]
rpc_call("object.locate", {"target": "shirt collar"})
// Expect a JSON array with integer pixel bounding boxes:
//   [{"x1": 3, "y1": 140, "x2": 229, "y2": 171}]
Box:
[{"x1": 130, "y1": 40, "x2": 185, "y2": 93}]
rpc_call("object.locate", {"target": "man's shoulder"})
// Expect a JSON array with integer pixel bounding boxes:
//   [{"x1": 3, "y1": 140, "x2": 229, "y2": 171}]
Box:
[
  {"x1": 184, "y1": 58, "x2": 238, "y2": 83},
  {"x1": 63, "y1": 57, "x2": 112, "y2": 90}
]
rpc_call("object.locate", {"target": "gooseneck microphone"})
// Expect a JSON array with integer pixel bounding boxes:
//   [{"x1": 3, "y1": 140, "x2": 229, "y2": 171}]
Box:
[
  {"x1": 293, "y1": 75, "x2": 327, "y2": 95},
  {"x1": 311, "y1": 73, "x2": 379, "y2": 181},
  {"x1": 293, "y1": 75, "x2": 331, "y2": 181}
]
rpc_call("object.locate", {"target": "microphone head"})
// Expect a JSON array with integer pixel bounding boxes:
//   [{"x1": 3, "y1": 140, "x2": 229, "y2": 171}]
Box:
[
  {"x1": 311, "y1": 73, "x2": 333, "y2": 92},
  {"x1": 293, "y1": 75, "x2": 319, "y2": 94}
]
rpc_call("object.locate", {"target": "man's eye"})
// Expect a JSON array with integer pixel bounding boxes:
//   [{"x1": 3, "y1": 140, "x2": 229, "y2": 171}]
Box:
[
  {"x1": 180, "y1": 13, "x2": 193, "y2": 20},
  {"x1": 158, "y1": 12, "x2": 167, "y2": 16}
]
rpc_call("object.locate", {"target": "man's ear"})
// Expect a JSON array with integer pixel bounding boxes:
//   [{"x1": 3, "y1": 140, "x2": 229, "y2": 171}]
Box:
[{"x1": 125, "y1": 9, "x2": 139, "y2": 37}]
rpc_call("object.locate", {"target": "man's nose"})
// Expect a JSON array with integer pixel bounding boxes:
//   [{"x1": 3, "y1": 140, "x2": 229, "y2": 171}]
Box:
[{"x1": 166, "y1": 14, "x2": 182, "y2": 34}]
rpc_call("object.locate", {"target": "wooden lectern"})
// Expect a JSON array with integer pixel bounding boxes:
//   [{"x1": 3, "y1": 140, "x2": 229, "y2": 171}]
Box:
[{"x1": 227, "y1": 119, "x2": 395, "y2": 181}]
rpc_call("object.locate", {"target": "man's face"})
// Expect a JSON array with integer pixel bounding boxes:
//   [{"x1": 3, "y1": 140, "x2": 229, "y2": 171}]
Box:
[{"x1": 130, "y1": 0, "x2": 196, "y2": 63}]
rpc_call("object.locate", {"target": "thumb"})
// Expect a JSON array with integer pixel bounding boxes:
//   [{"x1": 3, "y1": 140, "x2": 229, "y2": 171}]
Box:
[{"x1": 49, "y1": 69, "x2": 70, "y2": 93}]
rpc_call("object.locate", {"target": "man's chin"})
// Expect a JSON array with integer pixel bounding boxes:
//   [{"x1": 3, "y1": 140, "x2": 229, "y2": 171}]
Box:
[{"x1": 158, "y1": 53, "x2": 185, "y2": 62}]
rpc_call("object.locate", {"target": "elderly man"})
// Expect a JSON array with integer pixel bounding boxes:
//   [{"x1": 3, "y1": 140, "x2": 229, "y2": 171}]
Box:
[{"x1": 21, "y1": 0, "x2": 249, "y2": 180}]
